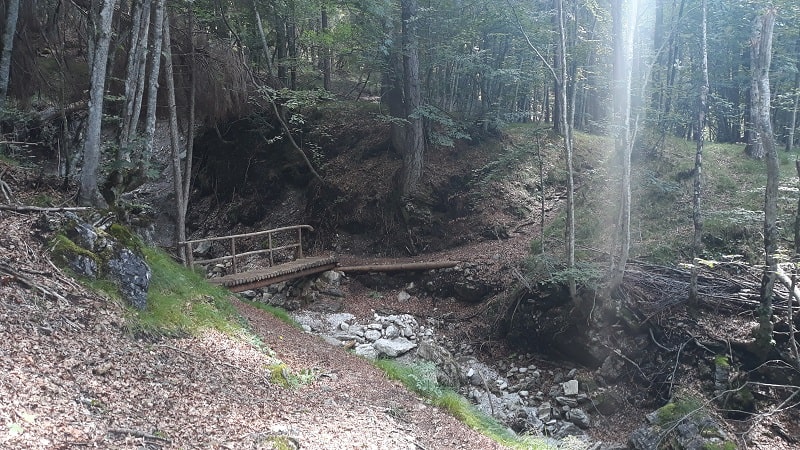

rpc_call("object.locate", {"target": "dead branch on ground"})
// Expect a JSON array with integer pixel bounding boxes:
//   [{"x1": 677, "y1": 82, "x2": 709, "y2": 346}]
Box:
[{"x1": 0, "y1": 204, "x2": 90, "y2": 212}]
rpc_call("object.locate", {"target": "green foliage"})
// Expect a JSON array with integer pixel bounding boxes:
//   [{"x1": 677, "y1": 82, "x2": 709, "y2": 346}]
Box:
[
  {"x1": 713, "y1": 355, "x2": 730, "y2": 368},
  {"x1": 655, "y1": 397, "x2": 704, "y2": 426},
  {"x1": 373, "y1": 359, "x2": 553, "y2": 449},
  {"x1": 129, "y1": 247, "x2": 243, "y2": 336},
  {"x1": 267, "y1": 362, "x2": 316, "y2": 388},
  {"x1": 50, "y1": 234, "x2": 99, "y2": 266},
  {"x1": 702, "y1": 442, "x2": 737, "y2": 450},
  {"x1": 107, "y1": 224, "x2": 143, "y2": 252},
  {"x1": 411, "y1": 104, "x2": 471, "y2": 147}
]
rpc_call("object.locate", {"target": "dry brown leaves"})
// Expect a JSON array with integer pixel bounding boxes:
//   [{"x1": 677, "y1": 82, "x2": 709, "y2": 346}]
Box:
[{"x1": 0, "y1": 208, "x2": 508, "y2": 449}]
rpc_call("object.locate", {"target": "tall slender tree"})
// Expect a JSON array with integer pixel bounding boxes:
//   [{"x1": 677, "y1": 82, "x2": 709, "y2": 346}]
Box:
[
  {"x1": 398, "y1": 0, "x2": 424, "y2": 197},
  {"x1": 0, "y1": 0, "x2": 20, "y2": 110},
  {"x1": 690, "y1": 0, "x2": 710, "y2": 305},
  {"x1": 78, "y1": 0, "x2": 118, "y2": 206},
  {"x1": 162, "y1": 13, "x2": 186, "y2": 259},
  {"x1": 141, "y1": 0, "x2": 166, "y2": 168},
  {"x1": 607, "y1": 0, "x2": 638, "y2": 294},
  {"x1": 752, "y1": 8, "x2": 778, "y2": 358}
]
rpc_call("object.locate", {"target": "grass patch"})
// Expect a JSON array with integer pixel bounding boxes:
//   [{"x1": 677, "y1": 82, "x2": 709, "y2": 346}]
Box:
[
  {"x1": 373, "y1": 359, "x2": 553, "y2": 449},
  {"x1": 267, "y1": 362, "x2": 317, "y2": 388},
  {"x1": 128, "y1": 247, "x2": 243, "y2": 336}
]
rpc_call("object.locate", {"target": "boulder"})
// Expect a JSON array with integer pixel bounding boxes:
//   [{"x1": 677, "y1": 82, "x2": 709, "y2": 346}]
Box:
[
  {"x1": 566, "y1": 408, "x2": 591, "y2": 429},
  {"x1": 107, "y1": 248, "x2": 151, "y2": 310},
  {"x1": 68, "y1": 255, "x2": 98, "y2": 279},
  {"x1": 373, "y1": 338, "x2": 417, "y2": 357},
  {"x1": 354, "y1": 344, "x2": 378, "y2": 359},
  {"x1": 563, "y1": 379, "x2": 579, "y2": 396},
  {"x1": 453, "y1": 280, "x2": 490, "y2": 303},
  {"x1": 416, "y1": 339, "x2": 462, "y2": 388}
]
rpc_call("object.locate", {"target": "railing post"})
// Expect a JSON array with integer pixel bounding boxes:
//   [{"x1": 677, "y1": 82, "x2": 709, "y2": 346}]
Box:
[
  {"x1": 268, "y1": 232, "x2": 274, "y2": 266},
  {"x1": 297, "y1": 227, "x2": 304, "y2": 259},
  {"x1": 231, "y1": 237, "x2": 237, "y2": 274},
  {"x1": 186, "y1": 242, "x2": 194, "y2": 269}
]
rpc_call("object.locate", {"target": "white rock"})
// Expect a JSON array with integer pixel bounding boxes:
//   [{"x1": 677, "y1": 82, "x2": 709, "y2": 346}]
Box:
[
  {"x1": 365, "y1": 329, "x2": 382, "y2": 342},
  {"x1": 321, "y1": 270, "x2": 342, "y2": 284},
  {"x1": 373, "y1": 338, "x2": 417, "y2": 357},
  {"x1": 397, "y1": 291, "x2": 411, "y2": 302},
  {"x1": 384, "y1": 324, "x2": 400, "y2": 339},
  {"x1": 354, "y1": 344, "x2": 378, "y2": 359},
  {"x1": 563, "y1": 379, "x2": 579, "y2": 396}
]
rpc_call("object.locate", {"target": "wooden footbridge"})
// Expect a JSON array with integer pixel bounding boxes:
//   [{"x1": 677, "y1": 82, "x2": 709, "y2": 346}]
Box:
[{"x1": 180, "y1": 225, "x2": 337, "y2": 292}]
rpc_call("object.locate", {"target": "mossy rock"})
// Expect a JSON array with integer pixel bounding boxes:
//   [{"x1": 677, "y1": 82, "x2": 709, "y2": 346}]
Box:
[
  {"x1": 655, "y1": 397, "x2": 704, "y2": 426},
  {"x1": 107, "y1": 223, "x2": 143, "y2": 252}
]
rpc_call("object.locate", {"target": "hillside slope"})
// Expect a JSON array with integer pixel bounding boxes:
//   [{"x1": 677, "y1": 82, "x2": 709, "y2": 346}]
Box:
[{"x1": 0, "y1": 163, "x2": 506, "y2": 449}]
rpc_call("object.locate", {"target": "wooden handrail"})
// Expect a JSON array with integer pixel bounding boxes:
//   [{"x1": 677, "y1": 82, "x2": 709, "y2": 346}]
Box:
[
  {"x1": 181, "y1": 225, "x2": 314, "y2": 245},
  {"x1": 179, "y1": 225, "x2": 315, "y2": 274}
]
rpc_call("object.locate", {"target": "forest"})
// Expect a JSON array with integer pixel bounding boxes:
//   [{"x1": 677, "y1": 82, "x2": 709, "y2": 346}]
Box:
[{"x1": 2, "y1": 0, "x2": 800, "y2": 448}]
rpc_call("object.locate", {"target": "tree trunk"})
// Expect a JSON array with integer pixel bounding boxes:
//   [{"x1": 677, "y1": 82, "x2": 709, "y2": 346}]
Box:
[
  {"x1": 690, "y1": 0, "x2": 709, "y2": 306},
  {"x1": 745, "y1": 14, "x2": 768, "y2": 159},
  {"x1": 78, "y1": 0, "x2": 118, "y2": 206},
  {"x1": 129, "y1": 8, "x2": 151, "y2": 148},
  {"x1": 119, "y1": 0, "x2": 150, "y2": 149},
  {"x1": 252, "y1": 0, "x2": 274, "y2": 79},
  {"x1": 321, "y1": 6, "x2": 331, "y2": 91},
  {"x1": 161, "y1": 13, "x2": 186, "y2": 260},
  {"x1": 141, "y1": 0, "x2": 165, "y2": 168},
  {"x1": 555, "y1": 0, "x2": 576, "y2": 301},
  {"x1": 607, "y1": 0, "x2": 637, "y2": 294},
  {"x1": 752, "y1": 9, "x2": 778, "y2": 358},
  {"x1": 183, "y1": 0, "x2": 196, "y2": 233},
  {"x1": 0, "y1": 0, "x2": 20, "y2": 109},
  {"x1": 398, "y1": 0, "x2": 424, "y2": 198}
]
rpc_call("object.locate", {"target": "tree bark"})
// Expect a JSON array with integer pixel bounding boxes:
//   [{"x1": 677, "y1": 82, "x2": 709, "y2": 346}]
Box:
[
  {"x1": 338, "y1": 261, "x2": 460, "y2": 273},
  {"x1": 182, "y1": 0, "x2": 196, "y2": 242},
  {"x1": 161, "y1": 13, "x2": 186, "y2": 260},
  {"x1": 554, "y1": 0, "x2": 576, "y2": 301},
  {"x1": 607, "y1": 0, "x2": 637, "y2": 294},
  {"x1": 690, "y1": 0, "x2": 709, "y2": 306},
  {"x1": 398, "y1": 0, "x2": 424, "y2": 198},
  {"x1": 78, "y1": 0, "x2": 118, "y2": 207},
  {"x1": 321, "y1": 6, "x2": 331, "y2": 91},
  {"x1": 752, "y1": 9, "x2": 778, "y2": 358},
  {"x1": 120, "y1": 0, "x2": 152, "y2": 149},
  {"x1": 0, "y1": 0, "x2": 20, "y2": 109},
  {"x1": 141, "y1": 0, "x2": 165, "y2": 167},
  {"x1": 252, "y1": 0, "x2": 274, "y2": 79}
]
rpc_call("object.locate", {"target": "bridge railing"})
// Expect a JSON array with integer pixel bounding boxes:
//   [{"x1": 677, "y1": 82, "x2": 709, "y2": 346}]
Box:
[{"x1": 180, "y1": 225, "x2": 315, "y2": 274}]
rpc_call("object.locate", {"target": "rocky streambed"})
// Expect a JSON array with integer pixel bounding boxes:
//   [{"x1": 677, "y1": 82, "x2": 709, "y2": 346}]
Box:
[{"x1": 241, "y1": 269, "x2": 736, "y2": 450}]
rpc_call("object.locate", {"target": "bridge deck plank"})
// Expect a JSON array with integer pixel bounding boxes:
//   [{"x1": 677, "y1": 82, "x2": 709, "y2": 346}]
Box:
[{"x1": 208, "y1": 256, "x2": 338, "y2": 292}]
